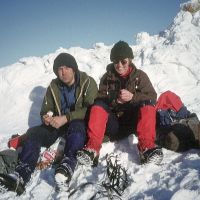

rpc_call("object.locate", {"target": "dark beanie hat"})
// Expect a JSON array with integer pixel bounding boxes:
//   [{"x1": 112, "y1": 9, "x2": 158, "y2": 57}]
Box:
[
  {"x1": 53, "y1": 53, "x2": 78, "y2": 75},
  {"x1": 110, "y1": 41, "x2": 134, "y2": 62}
]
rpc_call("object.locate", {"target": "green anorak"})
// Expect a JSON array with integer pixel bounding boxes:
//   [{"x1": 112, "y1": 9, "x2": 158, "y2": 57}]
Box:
[{"x1": 40, "y1": 71, "x2": 98, "y2": 122}]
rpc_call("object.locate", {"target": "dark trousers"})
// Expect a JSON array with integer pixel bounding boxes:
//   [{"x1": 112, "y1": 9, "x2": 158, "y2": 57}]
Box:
[{"x1": 16, "y1": 120, "x2": 86, "y2": 183}]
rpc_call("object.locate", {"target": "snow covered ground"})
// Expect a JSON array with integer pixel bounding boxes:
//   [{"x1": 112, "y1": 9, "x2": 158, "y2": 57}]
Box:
[{"x1": 1, "y1": 0, "x2": 200, "y2": 199}]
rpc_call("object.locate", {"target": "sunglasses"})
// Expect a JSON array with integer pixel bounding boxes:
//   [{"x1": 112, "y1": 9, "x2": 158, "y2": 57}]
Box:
[{"x1": 113, "y1": 59, "x2": 128, "y2": 65}]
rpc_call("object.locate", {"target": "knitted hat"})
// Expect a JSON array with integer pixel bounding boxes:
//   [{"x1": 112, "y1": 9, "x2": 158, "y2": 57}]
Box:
[
  {"x1": 110, "y1": 41, "x2": 134, "y2": 62},
  {"x1": 53, "y1": 53, "x2": 78, "y2": 75}
]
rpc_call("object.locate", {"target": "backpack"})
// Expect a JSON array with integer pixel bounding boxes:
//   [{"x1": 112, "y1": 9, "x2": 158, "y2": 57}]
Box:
[
  {"x1": 156, "y1": 91, "x2": 200, "y2": 152},
  {"x1": 156, "y1": 91, "x2": 191, "y2": 127},
  {"x1": 156, "y1": 114, "x2": 200, "y2": 152},
  {"x1": 0, "y1": 149, "x2": 18, "y2": 174}
]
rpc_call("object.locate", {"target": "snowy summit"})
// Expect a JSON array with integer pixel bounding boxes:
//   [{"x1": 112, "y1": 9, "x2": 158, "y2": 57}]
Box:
[{"x1": 0, "y1": 0, "x2": 200, "y2": 199}]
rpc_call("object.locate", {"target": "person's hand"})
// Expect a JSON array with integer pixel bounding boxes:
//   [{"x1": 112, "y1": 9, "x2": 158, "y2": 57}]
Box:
[
  {"x1": 117, "y1": 89, "x2": 133, "y2": 104},
  {"x1": 49, "y1": 116, "x2": 68, "y2": 129},
  {"x1": 42, "y1": 114, "x2": 53, "y2": 126}
]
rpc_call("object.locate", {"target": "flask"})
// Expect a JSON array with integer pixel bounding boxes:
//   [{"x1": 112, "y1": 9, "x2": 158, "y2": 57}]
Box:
[{"x1": 37, "y1": 137, "x2": 66, "y2": 169}]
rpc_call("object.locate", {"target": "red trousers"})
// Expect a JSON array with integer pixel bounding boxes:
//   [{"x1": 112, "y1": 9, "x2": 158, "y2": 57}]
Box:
[{"x1": 85, "y1": 102, "x2": 156, "y2": 154}]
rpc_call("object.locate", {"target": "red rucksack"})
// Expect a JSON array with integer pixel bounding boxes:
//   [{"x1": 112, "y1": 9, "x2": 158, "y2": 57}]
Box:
[
  {"x1": 156, "y1": 91, "x2": 191, "y2": 127},
  {"x1": 156, "y1": 91, "x2": 200, "y2": 152}
]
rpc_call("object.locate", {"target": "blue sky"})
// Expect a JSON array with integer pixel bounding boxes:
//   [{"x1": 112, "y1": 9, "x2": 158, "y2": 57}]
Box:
[{"x1": 0, "y1": 0, "x2": 187, "y2": 67}]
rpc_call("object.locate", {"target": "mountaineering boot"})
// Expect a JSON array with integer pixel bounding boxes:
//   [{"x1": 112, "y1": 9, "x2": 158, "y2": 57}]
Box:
[
  {"x1": 0, "y1": 172, "x2": 25, "y2": 195},
  {"x1": 140, "y1": 146, "x2": 163, "y2": 165},
  {"x1": 77, "y1": 149, "x2": 99, "y2": 167},
  {"x1": 55, "y1": 163, "x2": 73, "y2": 192}
]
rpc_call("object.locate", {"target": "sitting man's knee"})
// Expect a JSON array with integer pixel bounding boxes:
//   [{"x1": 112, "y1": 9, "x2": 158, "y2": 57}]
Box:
[{"x1": 68, "y1": 120, "x2": 86, "y2": 134}]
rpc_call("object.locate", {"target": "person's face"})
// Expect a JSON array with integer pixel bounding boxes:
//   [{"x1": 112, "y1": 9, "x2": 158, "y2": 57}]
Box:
[
  {"x1": 57, "y1": 66, "x2": 75, "y2": 86},
  {"x1": 113, "y1": 58, "x2": 130, "y2": 76}
]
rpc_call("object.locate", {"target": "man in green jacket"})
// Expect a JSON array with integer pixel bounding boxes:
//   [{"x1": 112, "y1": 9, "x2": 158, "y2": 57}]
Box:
[{"x1": 0, "y1": 53, "x2": 98, "y2": 194}]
